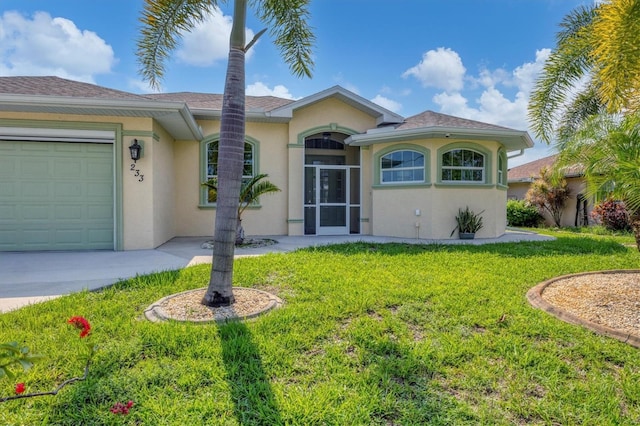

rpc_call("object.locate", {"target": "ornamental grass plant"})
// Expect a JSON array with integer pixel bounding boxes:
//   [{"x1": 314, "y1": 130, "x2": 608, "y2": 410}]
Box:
[{"x1": 1, "y1": 231, "x2": 640, "y2": 425}]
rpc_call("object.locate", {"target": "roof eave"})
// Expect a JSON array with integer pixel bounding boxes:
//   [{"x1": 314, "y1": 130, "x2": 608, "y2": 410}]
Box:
[
  {"x1": 346, "y1": 126, "x2": 534, "y2": 151},
  {"x1": 0, "y1": 94, "x2": 203, "y2": 140}
]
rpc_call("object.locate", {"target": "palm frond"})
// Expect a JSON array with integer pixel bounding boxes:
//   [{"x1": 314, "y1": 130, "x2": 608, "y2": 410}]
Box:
[
  {"x1": 137, "y1": 0, "x2": 219, "y2": 89},
  {"x1": 592, "y1": 0, "x2": 640, "y2": 114},
  {"x1": 528, "y1": 5, "x2": 597, "y2": 143},
  {"x1": 253, "y1": 0, "x2": 315, "y2": 78}
]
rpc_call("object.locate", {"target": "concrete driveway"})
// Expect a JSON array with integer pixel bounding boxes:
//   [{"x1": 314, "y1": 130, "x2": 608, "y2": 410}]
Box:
[{"x1": 0, "y1": 231, "x2": 553, "y2": 312}]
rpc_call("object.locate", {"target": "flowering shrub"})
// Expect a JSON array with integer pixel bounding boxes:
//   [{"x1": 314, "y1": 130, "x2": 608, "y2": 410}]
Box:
[
  {"x1": 14, "y1": 383, "x2": 25, "y2": 394},
  {"x1": 1, "y1": 316, "x2": 96, "y2": 403},
  {"x1": 592, "y1": 199, "x2": 630, "y2": 231},
  {"x1": 68, "y1": 316, "x2": 91, "y2": 338}
]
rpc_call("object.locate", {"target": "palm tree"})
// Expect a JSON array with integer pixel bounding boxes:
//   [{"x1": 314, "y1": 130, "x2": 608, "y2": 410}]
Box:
[
  {"x1": 203, "y1": 173, "x2": 281, "y2": 245},
  {"x1": 138, "y1": 0, "x2": 314, "y2": 306},
  {"x1": 555, "y1": 114, "x2": 640, "y2": 250},
  {"x1": 528, "y1": 0, "x2": 640, "y2": 145}
]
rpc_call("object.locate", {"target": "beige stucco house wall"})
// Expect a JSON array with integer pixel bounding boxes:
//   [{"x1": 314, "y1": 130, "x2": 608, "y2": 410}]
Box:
[
  {"x1": 0, "y1": 77, "x2": 533, "y2": 252},
  {"x1": 507, "y1": 155, "x2": 591, "y2": 227}
]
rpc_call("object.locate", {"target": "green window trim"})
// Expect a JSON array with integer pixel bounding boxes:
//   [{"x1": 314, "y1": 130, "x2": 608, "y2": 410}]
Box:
[
  {"x1": 437, "y1": 142, "x2": 492, "y2": 185},
  {"x1": 199, "y1": 134, "x2": 261, "y2": 207},
  {"x1": 373, "y1": 144, "x2": 431, "y2": 186},
  {"x1": 497, "y1": 149, "x2": 508, "y2": 188}
]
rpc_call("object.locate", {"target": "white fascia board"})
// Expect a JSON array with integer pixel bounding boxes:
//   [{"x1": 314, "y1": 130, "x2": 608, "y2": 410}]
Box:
[
  {"x1": 346, "y1": 126, "x2": 534, "y2": 151},
  {"x1": 0, "y1": 126, "x2": 115, "y2": 142}
]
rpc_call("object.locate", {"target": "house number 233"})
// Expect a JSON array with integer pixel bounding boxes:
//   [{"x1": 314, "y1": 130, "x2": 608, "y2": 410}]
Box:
[{"x1": 130, "y1": 164, "x2": 144, "y2": 182}]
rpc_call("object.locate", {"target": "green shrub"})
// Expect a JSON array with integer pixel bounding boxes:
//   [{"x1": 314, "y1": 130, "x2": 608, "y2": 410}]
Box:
[{"x1": 506, "y1": 199, "x2": 543, "y2": 227}]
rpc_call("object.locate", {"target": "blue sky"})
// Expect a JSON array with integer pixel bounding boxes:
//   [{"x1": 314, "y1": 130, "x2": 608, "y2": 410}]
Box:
[{"x1": 0, "y1": 0, "x2": 594, "y2": 166}]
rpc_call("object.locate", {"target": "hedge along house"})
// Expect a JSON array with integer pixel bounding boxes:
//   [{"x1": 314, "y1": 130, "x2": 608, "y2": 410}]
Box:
[{"x1": 0, "y1": 76, "x2": 533, "y2": 252}]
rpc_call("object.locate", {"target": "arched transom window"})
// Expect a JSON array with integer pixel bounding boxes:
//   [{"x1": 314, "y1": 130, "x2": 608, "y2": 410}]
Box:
[
  {"x1": 380, "y1": 150, "x2": 424, "y2": 183},
  {"x1": 441, "y1": 149, "x2": 485, "y2": 183}
]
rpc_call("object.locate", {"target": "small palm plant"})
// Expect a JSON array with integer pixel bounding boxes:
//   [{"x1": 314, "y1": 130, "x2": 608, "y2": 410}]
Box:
[
  {"x1": 450, "y1": 206, "x2": 484, "y2": 238},
  {"x1": 203, "y1": 173, "x2": 281, "y2": 245}
]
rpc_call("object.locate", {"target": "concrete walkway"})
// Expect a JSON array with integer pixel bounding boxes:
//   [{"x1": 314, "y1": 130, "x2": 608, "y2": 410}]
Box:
[{"x1": 0, "y1": 229, "x2": 553, "y2": 312}]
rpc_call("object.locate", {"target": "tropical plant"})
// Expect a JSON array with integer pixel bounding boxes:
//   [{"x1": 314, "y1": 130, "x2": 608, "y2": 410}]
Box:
[
  {"x1": 528, "y1": 0, "x2": 640, "y2": 145},
  {"x1": 137, "y1": 0, "x2": 314, "y2": 306},
  {"x1": 450, "y1": 206, "x2": 484, "y2": 237},
  {"x1": 556, "y1": 114, "x2": 640, "y2": 250},
  {"x1": 203, "y1": 173, "x2": 281, "y2": 244},
  {"x1": 506, "y1": 199, "x2": 543, "y2": 228},
  {"x1": 591, "y1": 198, "x2": 631, "y2": 232},
  {"x1": 525, "y1": 167, "x2": 570, "y2": 227}
]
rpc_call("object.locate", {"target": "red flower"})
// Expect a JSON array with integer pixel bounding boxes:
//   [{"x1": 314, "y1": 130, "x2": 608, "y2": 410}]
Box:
[
  {"x1": 15, "y1": 383, "x2": 25, "y2": 394},
  {"x1": 68, "y1": 316, "x2": 91, "y2": 338},
  {"x1": 110, "y1": 400, "x2": 134, "y2": 415}
]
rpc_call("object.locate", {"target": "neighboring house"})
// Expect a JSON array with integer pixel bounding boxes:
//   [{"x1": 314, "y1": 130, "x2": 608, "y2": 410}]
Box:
[
  {"x1": 0, "y1": 76, "x2": 533, "y2": 252},
  {"x1": 507, "y1": 154, "x2": 590, "y2": 227}
]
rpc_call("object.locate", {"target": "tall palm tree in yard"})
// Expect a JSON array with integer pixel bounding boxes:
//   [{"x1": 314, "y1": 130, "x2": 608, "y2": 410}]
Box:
[
  {"x1": 556, "y1": 114, "x2": 640, "y2": 250},
  {"x1": 138, "y1": 0, "x2": 314, "y2": 306},
  {"x1": 528, "y1": 0, "x2": 640, "y2": 145}
]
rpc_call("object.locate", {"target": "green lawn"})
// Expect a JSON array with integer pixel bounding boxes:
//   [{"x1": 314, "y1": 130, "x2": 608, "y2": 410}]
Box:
[{"x1": 2, "y1": 231, "x2": 640, "y2": 425}]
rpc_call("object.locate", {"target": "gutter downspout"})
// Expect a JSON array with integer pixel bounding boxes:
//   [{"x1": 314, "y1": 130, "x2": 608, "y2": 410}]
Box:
[{"x1": 507, "y1": 149, "x2": 524, "y2": 159}]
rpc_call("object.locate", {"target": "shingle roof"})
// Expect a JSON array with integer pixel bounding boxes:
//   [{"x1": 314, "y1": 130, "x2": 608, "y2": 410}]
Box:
[
  {"x1": 397, "y1": 110, "x2": 513, "y2": 131},
  {"x1": 507, "y1": 154, "x2": 583, "y2": 182},
  {"x1": 145, "y1": 92, "x2": 295, "y2": 112},
  {"x1": 0, "y1": 76, "x2": 148, "y2": 101}
]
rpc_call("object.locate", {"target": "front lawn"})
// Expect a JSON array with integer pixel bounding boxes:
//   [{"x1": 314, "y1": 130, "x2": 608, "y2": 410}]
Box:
[{"x1": 1, "y1": 231, "x2": 639, "y2": 425}]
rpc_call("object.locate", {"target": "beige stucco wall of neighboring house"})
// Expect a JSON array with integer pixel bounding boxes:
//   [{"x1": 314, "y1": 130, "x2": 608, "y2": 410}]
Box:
[
  {"x1": 508, "y1": 176, "x2": 590, "y2": 227},
  {"x1": 284, "y1": 98, "x2": 377, "y2": 235},
  {"x1": 370, "y1": 138, "x2": 507, "y2": 239}
]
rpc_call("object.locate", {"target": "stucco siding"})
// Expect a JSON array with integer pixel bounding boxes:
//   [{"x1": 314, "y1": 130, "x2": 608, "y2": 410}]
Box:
[{"x1": 151, "y1": 123, "x2": 176, "y2": 247}]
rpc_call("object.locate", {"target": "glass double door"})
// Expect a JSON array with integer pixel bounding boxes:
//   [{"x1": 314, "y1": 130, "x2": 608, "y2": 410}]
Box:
[{"x1": 304, "y1": 166, "x2": 359, "y2": 235}]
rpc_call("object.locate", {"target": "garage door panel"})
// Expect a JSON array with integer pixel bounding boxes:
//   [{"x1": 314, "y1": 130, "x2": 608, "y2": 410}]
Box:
[
  {"x1": 22, "y1": 205, "x2": 51, "y2": 220},
  {"x1": 0, "y1": 140, "x2": 114, "y2": 251},
  {"x1": 55, "y1": 229, "x2": 83, "y2": 244},
  {"x1": 54, "y1": 159, "x2": 83, "y2": 178},
  {"x1": 55, "y1": 205, "x2": 83, "y2": 220},
  {"x1": 55, "y1": 182, "x2": 83, "y2": 197},
  {"x1": 21, "y1": 159, "x2": 49, "y2": 176},
  {"x1": 0, "y1": 182, "x2": 16, "y2": 197},
  {"x1": 22, "y1": 182, "x2": 50, "y2": 198}
]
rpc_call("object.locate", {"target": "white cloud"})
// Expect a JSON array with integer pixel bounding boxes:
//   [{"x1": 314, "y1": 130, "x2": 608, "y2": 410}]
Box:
[
  {"x1": 431, "y1": 48, "x2": 552, "y2": 135},
  {"x1": 246, "y1": 81, "x2": 297, "y2": 99},
  {"x1": 402, "y1": 47, "x2": 466, "y2": 92},
  {"x1": 177, "y1": 6, "x2": 255, "y2": 67},
  {"x1": 129, "y1": 78, "x2": 161, "y2": 94},
  {"x1": 0, "y1": 11, "x2": 115, "y2": 82},
  {"x1": 371, "y1": 95, "x2": 402, "y2": 113}
]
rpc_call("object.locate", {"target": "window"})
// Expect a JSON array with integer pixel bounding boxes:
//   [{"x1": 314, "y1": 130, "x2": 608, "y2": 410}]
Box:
[
  {"x1": 205, "y1": 140, "x2": 254, "y2": 203},
  {"x1": 497, "y1": 152, "x2": 506, "y2": 186},
  {"x1": 380, "y1": 150, "x2": 424, "y2": 183},
  {"x1": 441, "y1": 149, "x2": 485, "y2": 182}
]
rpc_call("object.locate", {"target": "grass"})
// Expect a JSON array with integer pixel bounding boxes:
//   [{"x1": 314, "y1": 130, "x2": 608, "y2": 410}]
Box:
[{"x1": 1, "y1": 230, "x2": 640, "y2": 425}]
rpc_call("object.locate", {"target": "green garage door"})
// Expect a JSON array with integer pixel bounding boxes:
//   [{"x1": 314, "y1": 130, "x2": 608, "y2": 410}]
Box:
[{"x1": 0, "y1": 140, "x2": 114, "y2": 251}]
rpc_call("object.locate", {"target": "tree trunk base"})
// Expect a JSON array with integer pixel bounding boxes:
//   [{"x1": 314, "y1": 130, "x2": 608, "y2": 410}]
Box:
[{"x1": 201, "y1": 291, "x2": 235, "y2": 307}]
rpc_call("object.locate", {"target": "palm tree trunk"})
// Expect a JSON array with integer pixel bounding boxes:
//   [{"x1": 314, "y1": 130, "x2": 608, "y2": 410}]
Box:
[
  {"x1": 629, "y1": 210, "x2": 640, "y2": 252},
  {"x1": 202, "y1": 0, "x2": 247, "y2": 307}
]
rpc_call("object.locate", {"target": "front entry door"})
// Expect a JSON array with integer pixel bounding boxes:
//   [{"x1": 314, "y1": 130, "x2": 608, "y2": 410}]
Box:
[{"x1": 304, "y1": 166, "x2": 350, "y2": 235}]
